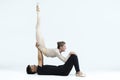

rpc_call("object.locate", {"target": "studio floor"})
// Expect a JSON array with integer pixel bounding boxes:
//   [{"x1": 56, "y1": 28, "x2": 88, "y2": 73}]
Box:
[{"x1": 0, "y1": 69, "x2": 120, "y2": 80}]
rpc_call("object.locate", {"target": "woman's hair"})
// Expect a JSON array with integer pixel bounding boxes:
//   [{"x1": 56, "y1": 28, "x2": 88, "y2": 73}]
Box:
[
  {"x1": 57, "y1": 41, "x2": 66, "y2": 49},
  {"x1": 26, "y1": 65, "x2": 36, "y2": 74}
]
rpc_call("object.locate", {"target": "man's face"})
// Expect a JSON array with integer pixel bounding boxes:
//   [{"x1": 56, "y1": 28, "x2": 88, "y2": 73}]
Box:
[{"x1": 30, "y1": 65, "x2": 37, "y2": 72}]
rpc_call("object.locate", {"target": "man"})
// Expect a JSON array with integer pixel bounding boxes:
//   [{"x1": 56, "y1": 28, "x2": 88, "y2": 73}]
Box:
[{"x1": 26, "y1": 45, "x2": 85, "y2": 77}]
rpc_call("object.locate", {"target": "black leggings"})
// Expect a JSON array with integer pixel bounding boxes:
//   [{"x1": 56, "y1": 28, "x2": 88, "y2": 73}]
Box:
[
  {"x1": 37, "y1": 54, "x2": 80, "y2": 76},
  {"x1": 60, "y1": 54, "x2": 80, "y2": 75}
]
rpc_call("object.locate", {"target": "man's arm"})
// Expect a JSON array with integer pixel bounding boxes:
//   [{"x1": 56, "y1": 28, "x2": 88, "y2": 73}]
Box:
[{"x1": 38, "y1": 49, "x2": 43, "y2": 67}]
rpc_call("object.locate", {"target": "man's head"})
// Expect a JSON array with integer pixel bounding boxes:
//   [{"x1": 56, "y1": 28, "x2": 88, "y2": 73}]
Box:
[
  {"x1": 57, "y1": 41, "x2": 66, "y2": 52},
  {"x1": 26, "y1": 65, "x2": 37, "y2": 74}
]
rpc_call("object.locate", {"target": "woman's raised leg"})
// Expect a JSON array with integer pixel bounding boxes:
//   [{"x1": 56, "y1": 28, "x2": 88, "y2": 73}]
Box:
[{"x1": 36, "y1": 4, "x2": 46, "y2": 48}]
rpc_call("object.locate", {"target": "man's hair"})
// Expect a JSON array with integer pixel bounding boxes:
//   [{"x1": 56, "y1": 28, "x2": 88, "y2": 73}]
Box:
[
  {"x1": 26, "y1": 65, "x2": 36, "y2": 74},
  {"x1": 57, "y1": 41, "x2": 66, "y2": 49}
]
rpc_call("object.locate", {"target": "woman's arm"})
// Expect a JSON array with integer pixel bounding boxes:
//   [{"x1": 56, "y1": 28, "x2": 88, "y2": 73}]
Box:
[
  {"x1": 57, "y1": 54, "x2": 67, "y2": 62},
  {"x1": 57, "y1": 51, "x2": 77, "y2": 63}
]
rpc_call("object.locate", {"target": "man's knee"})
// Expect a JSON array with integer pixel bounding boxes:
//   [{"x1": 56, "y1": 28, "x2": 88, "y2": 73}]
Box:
[
  {"x1": 70, "y1": 54, "x2": 77, "y2": 58},
  {"x1": 69, "y1": 51, "x2": 77, "y2": 55},
  {"x1": 68, "y1": 53, "x2": 78, "y2": 61}
]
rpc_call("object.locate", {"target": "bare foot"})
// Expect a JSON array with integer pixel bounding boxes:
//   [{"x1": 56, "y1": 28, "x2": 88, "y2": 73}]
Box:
[
  {"x1": 76, "y1": 71, "x2": 86, "y2": 77},
  {"x1": 36, "y1": 3, "x2": 40, "y2": 12}
]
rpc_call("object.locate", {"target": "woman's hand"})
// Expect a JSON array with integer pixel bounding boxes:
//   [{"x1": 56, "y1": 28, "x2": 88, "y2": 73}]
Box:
[{"x1": 69, "y1": 51, "x2": 76, "y2": 55}]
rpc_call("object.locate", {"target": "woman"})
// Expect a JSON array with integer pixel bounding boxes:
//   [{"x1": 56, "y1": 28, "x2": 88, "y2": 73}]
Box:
[
  {"x1": 26, "y1": 48, "x2": 85, "y2": 77},
  {"x1": 36, "y1": 3, "x2": 73, "y2": 62}
]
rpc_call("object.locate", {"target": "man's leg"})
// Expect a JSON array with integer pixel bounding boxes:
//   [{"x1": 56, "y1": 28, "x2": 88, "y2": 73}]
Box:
[
  {"x1": 62, "y1": 54, "x2": 80, "y2": 75},
  {"x1": 62, "y1": 54, "x2": 85, "y2": 77}
]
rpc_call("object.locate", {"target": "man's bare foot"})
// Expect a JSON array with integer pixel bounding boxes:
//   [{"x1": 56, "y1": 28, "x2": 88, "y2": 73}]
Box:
[
  {"x1": 36, "y1": 3, "x2": 40, "y2": 12},
  {"x1": 76, "y1": 71, "x2": 86, "y2": 77}
]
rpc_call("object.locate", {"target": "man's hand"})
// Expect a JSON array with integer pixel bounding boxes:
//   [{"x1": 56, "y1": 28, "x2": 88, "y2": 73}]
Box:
[{"x1": 36, "y1": 3, "x2": 40, "y2": 12}]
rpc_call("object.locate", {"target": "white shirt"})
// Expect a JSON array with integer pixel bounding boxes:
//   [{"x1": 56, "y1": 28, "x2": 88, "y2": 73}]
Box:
[{"x1": 39, "y1": 47, "x2": 70, "y2": 62}]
